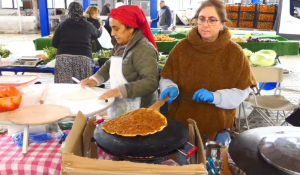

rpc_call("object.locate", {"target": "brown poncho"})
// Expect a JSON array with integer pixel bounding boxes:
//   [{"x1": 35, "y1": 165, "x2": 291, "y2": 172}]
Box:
[{"x1": 160, "y1": 27, "x2": 257, "y2": 140}]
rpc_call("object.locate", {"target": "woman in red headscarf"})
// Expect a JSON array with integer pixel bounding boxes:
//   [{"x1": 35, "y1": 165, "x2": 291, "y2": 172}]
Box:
[{"x1": 81, "y1": 5, "x2": 159, "y2": 119}]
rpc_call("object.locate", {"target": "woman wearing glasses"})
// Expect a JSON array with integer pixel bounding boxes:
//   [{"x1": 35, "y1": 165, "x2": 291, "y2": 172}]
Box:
[{"x1": 159, "y1": 0, "x2": 257, "y2": 165}]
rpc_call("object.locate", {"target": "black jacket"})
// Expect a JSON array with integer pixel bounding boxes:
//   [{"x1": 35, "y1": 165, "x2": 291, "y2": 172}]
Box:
[
  {"x1": 104, "y1": 17, "x2": 112, "y2": 37},
  {"x1": 51, "y1": 18, "x2": 101, "y2": 58},
  {"x1": 100, "y1": 5, "x2": 110, "y2": 15},
  {"x1": 87, "y1": 17, "x2": 102, "y2": 51}
]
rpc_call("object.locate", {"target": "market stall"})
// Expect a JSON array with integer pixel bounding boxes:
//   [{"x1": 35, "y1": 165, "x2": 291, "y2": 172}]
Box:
[
  {"x1": 155, "y1": 33, "x2": 299, "y2": 55},
  {"x1": 4, "y1": 1, "x2": 300, "y2": 174},
  {"x1": 33, "y1": 33, "x2": 299, "y2": 55},
  {"x1": 32, "y1": 33, "x2": 188, "y2": 52},
  {"x1": 234, "y1": 34, "x2": 300, "y2": 56}
]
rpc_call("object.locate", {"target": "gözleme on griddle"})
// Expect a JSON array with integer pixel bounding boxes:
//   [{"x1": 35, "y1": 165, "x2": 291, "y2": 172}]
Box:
[{"x1": 102, "y1": 108, "x2": 167, "y2": 137}]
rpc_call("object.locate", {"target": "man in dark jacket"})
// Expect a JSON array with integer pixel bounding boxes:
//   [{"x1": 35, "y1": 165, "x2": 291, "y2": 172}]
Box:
[
  {"x1": 100, "y1": 3, "x2": 110, "y2": 16},
  {"x1": 104, "y1": 0, "x2": 124, "y2": 37},
  {"x1": 150, "y1": 0, "x2": 172, "y2": 30}
]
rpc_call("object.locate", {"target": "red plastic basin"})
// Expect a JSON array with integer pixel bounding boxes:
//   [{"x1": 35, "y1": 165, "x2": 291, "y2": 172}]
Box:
[{"x1": 0, "y1": 86, "x2": 22, "y2": 112}]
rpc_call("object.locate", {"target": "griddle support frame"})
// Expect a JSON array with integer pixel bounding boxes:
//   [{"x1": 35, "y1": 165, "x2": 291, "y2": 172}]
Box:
[{"x1": 177, "y1": 142, "x2": 198, "y2": 158}]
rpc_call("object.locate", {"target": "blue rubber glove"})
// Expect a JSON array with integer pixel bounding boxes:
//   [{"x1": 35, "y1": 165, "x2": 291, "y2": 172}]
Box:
[
  {"x1": 192, "y1": 89, "x2": 214, "y2": 103},
  {"x1": 159, "y1": 87, "x2": 179, "y2": 103}
]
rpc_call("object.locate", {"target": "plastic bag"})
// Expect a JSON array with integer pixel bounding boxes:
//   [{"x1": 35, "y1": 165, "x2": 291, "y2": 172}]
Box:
[
  {"x1": 46, "y1": 123, "x2": 64, "y2": 139},
  {"x1": 11, "y1": 124, "x2": 63, "y2": 147},
  {"x1": 45, "y1": 59, "x2": 56, "y2": 68},
  {"x1": 12, "y1": 132, "x2": 53, "y2": 147},
  {"x1": 236, "y1": 102, "x2": 253, "y2": 119},
  {"x1": 98, "y1": 28, "x2": 113, "y2": 49}
]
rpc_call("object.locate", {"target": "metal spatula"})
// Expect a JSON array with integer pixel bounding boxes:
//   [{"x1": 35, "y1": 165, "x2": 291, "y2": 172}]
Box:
[{"x1": 148, "y1": 96, "x2": 170, "y2": 111}]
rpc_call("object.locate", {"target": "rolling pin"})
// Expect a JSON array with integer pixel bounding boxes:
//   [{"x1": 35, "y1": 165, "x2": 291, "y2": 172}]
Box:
[
  {"x1": 40, "y1": 84, "x2": 49, "y2": 104},
  {"x1": 71, "y1": 77, "x2": 108, "y2": 102}
]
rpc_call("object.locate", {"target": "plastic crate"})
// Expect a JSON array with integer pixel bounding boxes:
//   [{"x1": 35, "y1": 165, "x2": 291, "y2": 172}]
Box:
[
  {"x1": 226, "y1": 4, "x2": 239, "y2": 12},
  {"x1": 239, "y1": 21, "x2": 254, "y2": 28},
  {"x1": 258, "y1": 14, "x2": 275, "y2": 22},
  {"x1": 226, "y1": 20, "x2": 238, "y2": 28},
  {"x1": 152, "y1": 30, "x2": 160, "y2": 35},
  {"x1": 227, "y1": 12, "x2": 238, "y2": 20},
  {"x1": 259, "y1": 5, "x2": 276, "y2": 13},
  {"x1": 257, "y1": 22, "x2": 274, "y2": 29},
  {"x1": 239, "y1": 13, "x2": 255, "y2": 20},
  {"x1": 240, "y1": 4, "x2": 256, "y2": 12}
]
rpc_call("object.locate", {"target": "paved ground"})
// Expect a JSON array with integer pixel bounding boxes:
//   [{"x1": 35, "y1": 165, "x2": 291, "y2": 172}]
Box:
[{"x1": 1, "y1": 33, "x2": 300, "y2": 131}]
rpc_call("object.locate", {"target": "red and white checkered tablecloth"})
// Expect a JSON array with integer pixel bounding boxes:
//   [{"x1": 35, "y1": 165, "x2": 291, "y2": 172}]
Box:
[
  {"x1": 0, "y1": 134, "x2": 62, "y2": 175},
  {"x1": 97, "y1": 148, "x2": 113, "y2": 160}
]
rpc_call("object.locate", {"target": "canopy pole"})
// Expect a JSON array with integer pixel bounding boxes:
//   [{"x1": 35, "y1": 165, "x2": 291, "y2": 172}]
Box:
[
  {"x1": 82, "y1": 0, "x2": 91, "y2": 11},
  {"x1": 39, "y1": 0, "x2": 50, "y2": 37},
  {"x1": 16, "y1": 0, "x2": 22, "y2": 33},
  {"x1": 53, "y1": 0, "x2": 56, "y2": 15},
  {"x1": 150, "y1": 0, "x2": 158, "y2": 28}
]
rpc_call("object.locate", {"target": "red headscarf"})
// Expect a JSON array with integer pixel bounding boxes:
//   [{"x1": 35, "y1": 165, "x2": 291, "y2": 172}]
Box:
[{"x1": 110, "y1": 5, "x2": 158, "y2": 51}]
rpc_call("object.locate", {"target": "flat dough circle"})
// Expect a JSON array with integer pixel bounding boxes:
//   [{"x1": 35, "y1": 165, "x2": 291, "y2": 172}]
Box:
[
  {"x1": 102, "y1": 108, "x2": 168, "y2": 137},
  {"x1": 7, "y1": 104, "x2": 71, "y2": 125},
  {"x1": 60, "y1": 89, "x2": 96, "y2": 100}
]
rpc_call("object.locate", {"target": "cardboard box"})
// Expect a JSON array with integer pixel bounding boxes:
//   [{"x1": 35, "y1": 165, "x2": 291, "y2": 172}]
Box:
[{"x1": 60, "y1": 111, "x2": 208, "y2": 175}]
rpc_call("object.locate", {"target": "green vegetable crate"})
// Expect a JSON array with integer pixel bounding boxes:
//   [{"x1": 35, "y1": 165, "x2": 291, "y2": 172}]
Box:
[{"x1": 93, "y1": 50, "x2": 112, "y2": 67}]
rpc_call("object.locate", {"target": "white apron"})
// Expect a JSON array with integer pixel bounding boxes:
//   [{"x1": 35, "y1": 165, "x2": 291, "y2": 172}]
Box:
[{"x1": 107, "y1": 56, "x2": 141, "y2": 119}]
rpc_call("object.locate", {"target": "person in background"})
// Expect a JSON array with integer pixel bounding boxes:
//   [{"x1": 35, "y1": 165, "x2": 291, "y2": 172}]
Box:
[
  {"x1": 84, "y1": 6, "x2": 103, "y2": 53},
  {"x1": 100, "y1": 3, "x2": 110, "y2": 16},
  {"x1": 51, "y1": 2, "x2": 101, "y2": 83},
  {"x1": 159, "y1": 0, "x2": 257, "y2": 165},
  {"x1": 104, "y1": 0, "x2": 125, "y2": 37},
  {"x1": 294, "y1": 11, "x2": 299, "y2": 18},
  {"x1": 150, "y1": 0, "x2": 172, "y2": 30},
  {"x1": 81, "y1": 5, "x2": 159, "y2": 120},
  {"x1": 115, "y1": 0, "x2": 124, "y2": 8},
  {"x1": 56, "y1": 9, "x2": 63, "y2": 15}
]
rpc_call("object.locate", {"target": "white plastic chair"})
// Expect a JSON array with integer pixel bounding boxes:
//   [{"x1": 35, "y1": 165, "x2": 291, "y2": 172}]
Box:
[{"x1": 244, "y1": 67, "x2": 300, "y2": 127}]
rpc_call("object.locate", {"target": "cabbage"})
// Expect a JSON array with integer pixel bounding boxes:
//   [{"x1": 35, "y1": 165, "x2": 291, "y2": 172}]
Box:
[
  {"x1": 176, "y1": 28, "x2": 188, "y2": 34},
  {"x1": 243, "y1": 48, "x2": 253, "y2": 58},
  {"x1": 249, "y1": 54, "x2": 275, "y2": 67},
  {"x1": 254, "y1": 50, "x2": 277, "y2": 59}
]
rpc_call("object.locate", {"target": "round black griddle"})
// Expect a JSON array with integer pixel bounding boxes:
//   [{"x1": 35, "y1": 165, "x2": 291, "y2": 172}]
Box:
[
  {"x1": 229, "y1": 126, "x2": 300, "y2": 175},
  {"x1": 94, "y1": 117, "x2": 189, "y2": 160}
]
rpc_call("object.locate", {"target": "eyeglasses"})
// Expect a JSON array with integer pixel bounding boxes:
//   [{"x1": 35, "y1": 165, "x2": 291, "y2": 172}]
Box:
[{"x1": 198, "y1": 18, "x2": 220, "y2": 26}]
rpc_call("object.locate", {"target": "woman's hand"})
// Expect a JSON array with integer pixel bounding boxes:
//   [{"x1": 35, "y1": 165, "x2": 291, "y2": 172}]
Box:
[
  {"x1": 100, "y1": 26, "x2": 103, "y2": 30},
  {"x1": 159, "y1": 87, "x2": 179, "y2": 103},
  {"x1": 99, "y1": 88, "x2": 121, "y2": 100},
  {"x1": 192, "y1": 89, "x2": 214, "y2": 103},
  {"x1": 80, "y1": 78, "x2": 97, "y2": 87}
]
